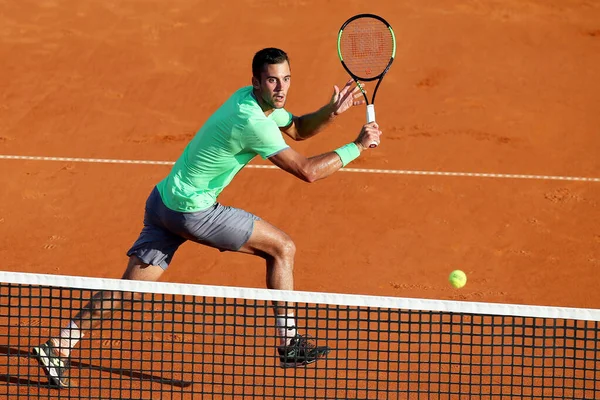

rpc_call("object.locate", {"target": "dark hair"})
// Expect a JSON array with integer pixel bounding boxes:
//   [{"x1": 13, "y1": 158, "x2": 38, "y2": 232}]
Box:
[{"x1": 252, "y1": 48, "x2": 289, "y2": 80}]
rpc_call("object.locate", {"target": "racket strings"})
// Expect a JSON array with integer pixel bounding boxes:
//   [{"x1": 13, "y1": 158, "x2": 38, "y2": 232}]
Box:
[{"x1": 339, "y1": 18, "x2": 394, "y2": 79}]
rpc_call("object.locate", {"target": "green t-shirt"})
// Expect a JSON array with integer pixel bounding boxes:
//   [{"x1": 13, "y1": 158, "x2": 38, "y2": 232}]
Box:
[{"x1": 156, "y1": 86, "x2": 292, "y2": 212}]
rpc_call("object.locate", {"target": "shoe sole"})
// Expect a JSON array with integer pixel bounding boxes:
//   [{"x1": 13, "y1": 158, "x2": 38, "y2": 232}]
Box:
[{"x1": 32, "y1": 346, "x2": 69, "y2": 388}]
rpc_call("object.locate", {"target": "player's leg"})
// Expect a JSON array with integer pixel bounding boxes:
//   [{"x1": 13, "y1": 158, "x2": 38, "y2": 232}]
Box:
[
  {"x1": 75, "y1": 256, "x2": 165, "y2": 331},
  {"x1": 143, "y1": 201, "x2": 330, "y2": 368},
  {"x1": 237, "y1": 219, "x2": 296, "y2": 328},
  {"x1": 33, "y1": 187, "x2": 184, "y2": 387},
  {"x1": 172, "y1": 205, "x2": 297, "y2": 342},
  {"x1": 237, "y1": 219, "x2": 330, "y2": 367},
  {"x1": 32, "y1": 256, "x2": 165, "y2": 388},
  {"x1": 58, "y1": 256, "x2": 165, "y2": 351},
  {"x1": 238, "y1": 219, "x2": 295, "y2": 289}
]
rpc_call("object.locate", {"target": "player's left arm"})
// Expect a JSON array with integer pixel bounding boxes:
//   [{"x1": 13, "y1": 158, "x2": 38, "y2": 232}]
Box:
[{"x1": 281, "y1": 79, "x2": 365, "y2": 141}]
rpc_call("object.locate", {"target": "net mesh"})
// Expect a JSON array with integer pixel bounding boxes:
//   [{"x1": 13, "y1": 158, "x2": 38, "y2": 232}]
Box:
[
  {"x1": 339, "y1": 17, "x2": 395, "y2": 79},
  {"x1": 0, "y1": 271, "x2": 599, "y2": 399}
]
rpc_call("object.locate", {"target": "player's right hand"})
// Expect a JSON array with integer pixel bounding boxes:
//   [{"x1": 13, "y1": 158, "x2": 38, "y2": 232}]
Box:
[{"x1": 354, "y1": 122, "x2": 382, "y2": 150}]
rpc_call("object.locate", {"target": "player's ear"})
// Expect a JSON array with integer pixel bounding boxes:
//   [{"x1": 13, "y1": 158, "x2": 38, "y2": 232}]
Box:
[{"x1": 252, "y1": 76, "x2": 260, "y2": 89}]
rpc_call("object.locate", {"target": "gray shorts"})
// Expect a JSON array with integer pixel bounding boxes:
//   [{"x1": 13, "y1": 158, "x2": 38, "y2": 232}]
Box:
[{"x1": 126, "y1": 186, "x2": 260, "y2": 269}]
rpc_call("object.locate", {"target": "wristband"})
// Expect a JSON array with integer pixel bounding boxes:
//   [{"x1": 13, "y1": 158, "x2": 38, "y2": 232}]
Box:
[{"x1": 334, "y1": 142, "x2": 360, "y2": 167}]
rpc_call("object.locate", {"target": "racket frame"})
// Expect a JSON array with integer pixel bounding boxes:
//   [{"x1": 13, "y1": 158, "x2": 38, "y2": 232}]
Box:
[{"x1": 337, "y1": 13, "x2": 397, "y2": 109}]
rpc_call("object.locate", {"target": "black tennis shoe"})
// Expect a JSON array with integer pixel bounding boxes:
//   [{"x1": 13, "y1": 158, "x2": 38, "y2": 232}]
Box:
[{"x1": 277, "y1": 334, "x2": 330, "y2": 368}]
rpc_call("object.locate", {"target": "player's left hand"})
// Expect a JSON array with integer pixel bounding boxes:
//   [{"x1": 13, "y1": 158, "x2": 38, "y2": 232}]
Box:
[{"x1": 330, "y1": 79, "x2": 366, "y2": 116}]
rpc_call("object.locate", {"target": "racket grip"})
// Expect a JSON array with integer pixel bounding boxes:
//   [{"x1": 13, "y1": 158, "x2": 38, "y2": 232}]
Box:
[
  {"x1": 366, "y1": 104, "x2": 376, "y2": 123},
  {"x1": 366, "y1": 104, "x2": 378, "y2": 148}
]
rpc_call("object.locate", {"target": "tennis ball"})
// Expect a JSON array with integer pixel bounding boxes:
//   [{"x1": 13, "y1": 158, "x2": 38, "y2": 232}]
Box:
[{"x1": 448, "y1": 270, "x2": 467, "y2": 288}]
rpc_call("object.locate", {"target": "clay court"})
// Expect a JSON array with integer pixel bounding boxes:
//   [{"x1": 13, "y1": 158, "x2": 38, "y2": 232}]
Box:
[{"x1": 0, "y1": 0, "x2": 599, "y2": 398}]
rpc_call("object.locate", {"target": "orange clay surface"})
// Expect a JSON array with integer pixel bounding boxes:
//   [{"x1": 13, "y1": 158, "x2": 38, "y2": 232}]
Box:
[
  {"x1": 0, "y1": 0, "x2": 599, "y2": 396},
  {"x1": 1, "y1": 0, "x2": 598, "y2": 306},
  {"x1": 1, "y1": 0, "x2": 600, "y2": 305}
]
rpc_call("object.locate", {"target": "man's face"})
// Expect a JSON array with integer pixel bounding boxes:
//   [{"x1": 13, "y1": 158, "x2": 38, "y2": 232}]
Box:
[{"x1": 253, "y1": 61, "x2": 291, "y2": 109}]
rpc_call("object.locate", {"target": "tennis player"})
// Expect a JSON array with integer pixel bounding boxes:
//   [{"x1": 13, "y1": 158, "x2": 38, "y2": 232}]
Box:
[{"x1": 33, "y1": 47, "x2": 382, "y2": 387}]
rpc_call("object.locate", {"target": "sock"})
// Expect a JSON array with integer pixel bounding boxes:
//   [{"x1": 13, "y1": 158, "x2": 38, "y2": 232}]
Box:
[
  {"x1": 52, "y1": 321, "x2": 83, "y2": 357},
  {"x1": 276, "y1": 314, "x2": 297, "y2": 346}
]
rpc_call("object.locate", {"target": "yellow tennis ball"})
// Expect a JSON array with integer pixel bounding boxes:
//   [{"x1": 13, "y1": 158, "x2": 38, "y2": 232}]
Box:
[{"x1": 449, "y1": 270, "x2": 467, "y2": 288}]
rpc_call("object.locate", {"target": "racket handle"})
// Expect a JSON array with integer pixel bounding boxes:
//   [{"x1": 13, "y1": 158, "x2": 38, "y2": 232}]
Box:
[
  {"x1": 366, "y1": 104, "x2": 378, "y2": 148},
  {"x1": 366, "y1": 104, "x2": 376, "y2": 123}
]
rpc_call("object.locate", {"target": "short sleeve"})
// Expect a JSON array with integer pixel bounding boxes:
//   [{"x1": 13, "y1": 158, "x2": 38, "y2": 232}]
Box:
[
  {"x1": 269, "y1": 108, "x2": 293, "y2": 128},
  {"x1": 244, "y1": 119, "x2": 289, "y2": 159}
]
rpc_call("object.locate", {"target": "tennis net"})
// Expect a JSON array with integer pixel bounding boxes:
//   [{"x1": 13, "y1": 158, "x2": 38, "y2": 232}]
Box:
[{"x1": 0, "y1": 270, "x2": 599, "y2": 399}]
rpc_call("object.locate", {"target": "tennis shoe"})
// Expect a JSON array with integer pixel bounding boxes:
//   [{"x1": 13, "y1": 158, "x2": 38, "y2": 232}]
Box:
[
  {"x1": 277, "y1": 334, "x2": 330, "y2": 368},
  {"x1": 32, "y1": 340, "x2": 70, "y2": 388}
]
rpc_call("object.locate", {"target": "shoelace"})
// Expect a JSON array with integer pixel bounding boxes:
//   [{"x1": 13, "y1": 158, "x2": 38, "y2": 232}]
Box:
[{"x1": 291, "y1": 335, "x2": 316, "y2": 351}]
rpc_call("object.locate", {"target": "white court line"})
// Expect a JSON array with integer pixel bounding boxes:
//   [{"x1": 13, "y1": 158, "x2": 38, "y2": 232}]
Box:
[{"x1": 1, "y1": 154, "x2": 599, "y2": 182}]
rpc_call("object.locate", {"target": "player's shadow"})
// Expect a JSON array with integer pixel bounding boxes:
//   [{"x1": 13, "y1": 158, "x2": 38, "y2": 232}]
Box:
[
  {"x1": 0, "y1": 345, "x2": 49, "y2": 387},
  {"x1": 0, "y1": 345, "x2": 192, "y2": 389}
]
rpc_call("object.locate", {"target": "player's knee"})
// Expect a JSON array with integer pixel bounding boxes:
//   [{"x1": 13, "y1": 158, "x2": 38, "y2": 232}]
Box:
[
  {"x1": 281, "y1": 237, "x2": 297, "y2": 260},
  {"x1": 274, "y1": 235, "x2": 296, "y2": 261}
]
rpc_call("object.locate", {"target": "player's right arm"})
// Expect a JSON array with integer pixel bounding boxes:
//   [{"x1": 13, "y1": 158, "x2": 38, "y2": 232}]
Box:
[{"x1": 268, "y1": 122, "x2": 381, "y2": 183}]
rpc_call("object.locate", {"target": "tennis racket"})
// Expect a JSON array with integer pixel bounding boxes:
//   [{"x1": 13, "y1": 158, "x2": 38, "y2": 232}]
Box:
[{"x1": 337, "y1": 14, "x2": 396, "y2": 147}]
